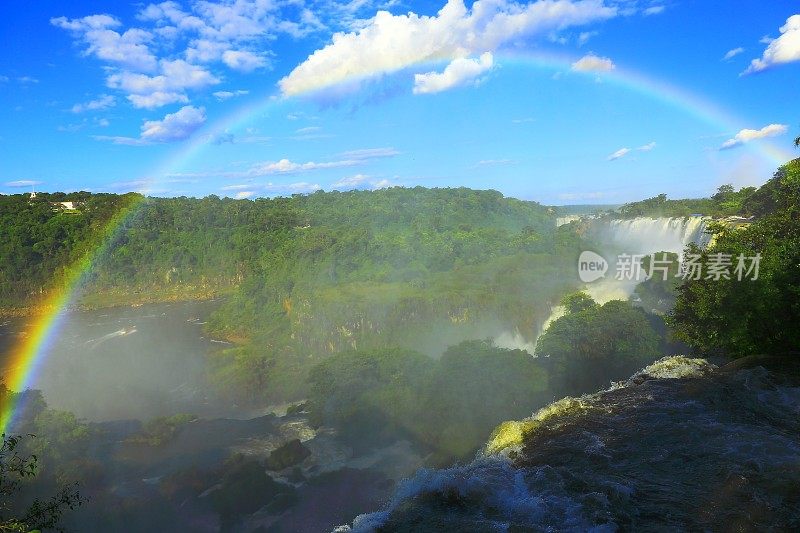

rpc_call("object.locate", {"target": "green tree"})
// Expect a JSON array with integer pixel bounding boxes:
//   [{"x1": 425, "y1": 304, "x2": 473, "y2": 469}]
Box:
[
  {"x1": 669, "y1": 159, "x2": 800, "y2": 356},
  {"x1": 0, "y1": 434, "x2": 83, "y2": 533},
  {"x1": 535, "y1": 297, "x2": 661, "y2": 394}
]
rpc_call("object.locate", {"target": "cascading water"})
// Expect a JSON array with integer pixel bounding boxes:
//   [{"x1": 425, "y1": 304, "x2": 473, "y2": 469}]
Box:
[
  {"x1": 493, "y1": 217, "x2": 712, "y2": 351},
  {"x1": 592, "y1": 216, "x2": 711, "y2": 257},
  {"x1": 581, "y1": 216, "x2": 712, "y2": 304}
]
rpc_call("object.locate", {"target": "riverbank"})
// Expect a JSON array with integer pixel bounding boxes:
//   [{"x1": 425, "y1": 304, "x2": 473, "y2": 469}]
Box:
[{"x1": 0, "y1": 282, "x2": 236, "y2": 318}]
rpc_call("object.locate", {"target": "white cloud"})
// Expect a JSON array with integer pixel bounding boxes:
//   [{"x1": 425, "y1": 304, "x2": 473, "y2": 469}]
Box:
[
  {"x1": 213, "y1": 89, "x2": 249, "y2": 101},
  {"x1": 571, "y1": 52, "x2": 615, "y2": 72},
  {"x1": 331, "y1": 174, "x2": 396, "y2": 190},
  {"x1": 578, "y1": 30, "x2": 598, "y2": 46},
  {"x1": 71, "y1": 94, "x2": 116, "y2": 113},
  {"x1": 720, "y1": 124, "x2": 788, "y2": 150},
  {"x1": 53, "y1": 2, "x2": 324, "y2": 108},
  {"x1": 95, "y1": 105, "x2": 206, "y2": 145},
  {"x1": 221, "y1": 184, "x2": 253, "y2": 191},
  {"x1": 221, "y1": 50, "x2": 267, "y2": 72},
  {"x1": 128, "y1": 91, "x2": 189, "y2": 109},
  {"x1": 371, "y1": 179, "x2": 393, "y2": 189},
  {"x1": 279, "y1": 0, "x2": 617, "y2": 96},
  {"x1": 51, "y1": 15, "x2": 158, "y2": 72},
  {"x1": 234, "y1": 191, "x2": 255, "y2": 199},
  {"x1": 607, "y1": 147, "x2": 630, "y2": 161},
  {"x1": 722, "y1": 47, "x2": 744, "y2": 61},
  {"x1": 743, "y1": 15, "x2": 800, "y2": 74},
  {"x1": 140, "y1": 105, "x2": 206, "y2": 142},
  {"x1": 17, "y1": 76, "x2": 39, "y2": 84},
  {"x1": 106, "y1": 59, "x2": 219, "y2": 108},
  {"x1": 4, "y1": 180, "x2": 42, "y2": 187},
  {"x1": 643, "y1": 5, "x2": 665, "y2": 16},
  {"x1": 637, "y1": 141, "x2": 656, "y2": 151},
  {"x1": 248, "y1": 158, "x2": 359, "y2": 176},
  {"x1": 264, "y1": 181, "x2": 321, "y2": 194},
  {"x1": 332, "y1": 173, "x2": 370, "y2": 188},
  {"x1": 413, "y1": 52, "x2": 494, "y2": 94}
]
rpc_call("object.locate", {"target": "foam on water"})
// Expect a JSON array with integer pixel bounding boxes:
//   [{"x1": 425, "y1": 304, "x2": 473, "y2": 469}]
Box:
[{"x1": 338, "y1": 356, "x2": 800, "y2": 531}]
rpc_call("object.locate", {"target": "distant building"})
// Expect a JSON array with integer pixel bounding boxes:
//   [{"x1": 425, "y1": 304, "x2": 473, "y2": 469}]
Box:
[{"x1": 55, "y1": 201, "x2": 76, "y2": 210}]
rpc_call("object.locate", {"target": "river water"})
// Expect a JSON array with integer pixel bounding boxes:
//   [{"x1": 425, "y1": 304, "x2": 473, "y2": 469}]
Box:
[{"x1": 0, "y1": 300, "x2": 234, "y2": 422}]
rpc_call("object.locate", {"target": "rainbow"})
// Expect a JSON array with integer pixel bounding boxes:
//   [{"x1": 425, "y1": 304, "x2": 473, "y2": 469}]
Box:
[{"x1": 1, "y1": 51, "x2": 793, "y2": 435}]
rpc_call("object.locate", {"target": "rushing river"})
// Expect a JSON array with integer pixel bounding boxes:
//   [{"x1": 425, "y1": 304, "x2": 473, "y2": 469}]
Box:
[{"x1": 0, "y1": 300, "x2": 233, "y2": 421}]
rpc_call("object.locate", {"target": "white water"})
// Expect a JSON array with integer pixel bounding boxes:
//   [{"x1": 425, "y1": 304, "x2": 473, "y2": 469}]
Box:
[
  {"x1": 593, "y1": 216, "x2": 711, "y2": 257},
  {"x1": 584, "y1": 216, "x2": 712, "y2": 304}
]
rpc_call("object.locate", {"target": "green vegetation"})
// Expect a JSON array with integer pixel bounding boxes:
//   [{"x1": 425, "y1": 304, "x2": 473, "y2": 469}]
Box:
[
  {"x1": 535, "y1": 292, "x2": 661, "y2": 394},
  {"x1": 127, "y1": 414, "x2": 198, "y2": 447},
  {"x1": 307, "y1": 341, "x2": 550, "y2": 461},
  {"x1": 265, "y1": 439, "x2": 311, "y2": 471},
  {"x1": 613, "y1": 185, "x2": 758, "y2": 218},
  {"x1": 0, "y1": 433, "x2": 83, "y2": 533},
  {"x1": 2, "y1": 188, "x2": 587, "y2": 405},
  {"x1": 634, "y1": 252, "x2": 682, "y2": 314},
  {"x1": 669, "y1": 159, "x2": 800, "y2": 356}
]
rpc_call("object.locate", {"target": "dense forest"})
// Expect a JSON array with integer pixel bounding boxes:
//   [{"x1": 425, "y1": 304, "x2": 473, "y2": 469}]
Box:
[
  {"x1": 2, "y1": 161, "x2": 799, "y2": 530},
  {"x1": 1, "y1": 188, "x2": 590, "y2": 403},
  {"x1": 611, "y1": 184, "x2": 760, "y2": 218}
]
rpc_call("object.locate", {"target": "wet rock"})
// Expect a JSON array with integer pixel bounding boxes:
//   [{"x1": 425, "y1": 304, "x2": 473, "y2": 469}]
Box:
[{"x1": 266, "y1": 439, "x2": 312, "y2": 471}]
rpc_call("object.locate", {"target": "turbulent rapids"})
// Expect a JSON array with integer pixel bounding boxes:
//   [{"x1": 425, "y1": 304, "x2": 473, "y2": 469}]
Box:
[{"x1": 340, "y1": 356, "x2": 800, "y2": 531}]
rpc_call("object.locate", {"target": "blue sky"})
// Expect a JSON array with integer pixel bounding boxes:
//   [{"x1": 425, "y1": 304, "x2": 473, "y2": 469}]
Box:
[{"x1": 1, "y1": 0, "x2": 798, "y2": 204}]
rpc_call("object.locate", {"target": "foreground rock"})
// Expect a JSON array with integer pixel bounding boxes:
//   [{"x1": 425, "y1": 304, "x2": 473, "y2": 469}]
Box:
[{"x1": 339, "y1": 356, "x2": 800, "y2": 531}]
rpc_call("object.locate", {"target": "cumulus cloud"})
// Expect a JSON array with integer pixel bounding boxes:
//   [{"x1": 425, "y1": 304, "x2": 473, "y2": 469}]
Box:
[
  {"x1": 722, "y1": 47, "x2": 744, "y2": 61},
  {"x1": 332, "y1": 173, "x2": 371, "y2": 188},
  {"x1": 248, "y1": 158, "x2": 359, "y2": 176},
  {"x1": 106, "y1": 59, "x2": 219, "y2": 109},
  {"x1": 71, "y1": 94, "x2": 116, "y2": 113},
  {"x1": 234, "y1": 191, "x2": 255, "y2": 199},
  {"x1": 331, "y1": 173, "x2": 394, "y2": 190},
  {"x1": 264, "y1": 181, "x2": 321, "y2": 194},
  {"x1": 53, "y1": 1, "x2": 324, "y2": 108},
  {"x1": 51, "y1": 15, "x2": 158, "y2": 71},
  {"x1": 720, "y1": 124, "x2": 788, "y2": 150},
  {"x1": 607, "y1": 147, "x2": 630, "y2": 160},
  {"x1": 95, "y1": 105, "x2": 206, "y2": 145},
  {"x1": 743, "y1": 15, "x2": 800, "y2": 74},
  {"x1": 213, "y1": 89, "x2": 249, "y2": 101},
  {"x1": 221, "y1": 50, "x2": 267, "y2": 71},
  {"x1": 279, "y1": 0, "x2": 618, "y2": 96},
  {"x1": 571, "y1": 52, "x2": 615, "y2": 72},
  {"x1": 413, "y1": 52, "x2": 493, "y2": 94}
]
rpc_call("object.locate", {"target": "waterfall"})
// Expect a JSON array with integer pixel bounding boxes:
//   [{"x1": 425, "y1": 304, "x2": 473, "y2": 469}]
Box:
[{"x1": 591, "y1": 216, "x2": 711, "y2": 257}]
